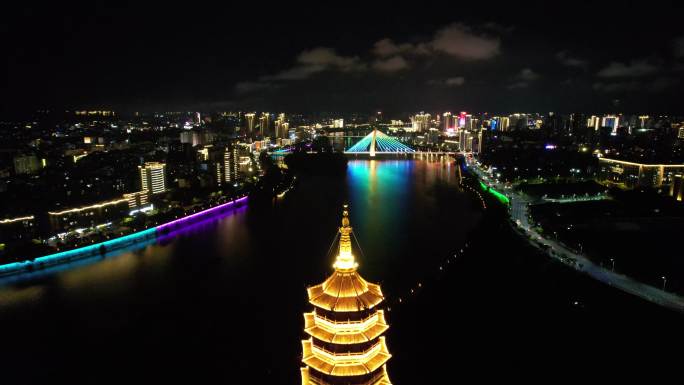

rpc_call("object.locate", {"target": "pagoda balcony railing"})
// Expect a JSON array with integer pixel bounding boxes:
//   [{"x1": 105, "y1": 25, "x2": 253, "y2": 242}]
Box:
[
  {"x1": 313, "y1": 310, "x2": 384, "y2": 329},
  {"x1": 310, "y1": 338, "x2": 385, "y2": 364},
  {"x1": 308, "y1": 367, "x2": 388, "y2": 385}
]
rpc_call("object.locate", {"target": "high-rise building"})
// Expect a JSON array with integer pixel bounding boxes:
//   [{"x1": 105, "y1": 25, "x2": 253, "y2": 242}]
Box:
[
  {"x1": 139, "y1": 162, "x2": 167, "y2": 194},
  {"x1": 602, "y1": 115, "x2": 620, "y2": 135},
  {"x1": 275, "y1": 113, "x2": 289, "y2": 139},
  {"x1": 510, "y1": 113, "x2": 527, "y2": 129},
  {"x1": 13, "y1": 155, "x2": 41, "y2": 175},
  {"x1": 476, "y1": 128, "x2": 484, "y2": 153},
  {"x1": 244, "y1": 113, "x2": 256, "y2": 133},
  {"x1": 442, "y1": 112, "x2": 453, "y2": 131},
  {"x1": 670, "y1": 174, "x2": 684, "y2": 201},
  {"x1": 301, "y1": 207, "x2": 392, "y2": 385},
  {"x1": 259, "y1": 112, "x2": 271, "y2": 136},
  {"x1": 499, "y1": 116, "x2": 510, "y2": 131},
  {"x1": 587, "y1": 115, "x2": 600, "y2": 130},
  {"x1": 458, "y1": 112, "x2": 467, "y2": 128},
  {"x1": 180, "y1": 131, "x2": 194, "y2": 145},
  {"x1": 464, "y1": 132, "x2": 474, "y2": 152},
  {"x1": 411, "y1": 112, "x2": 431, "y2": 132},
  {"x1": 123, "y1": 190, "x2": 150, "y2": 209},
  {"x1": 218, "y1": 144, "x2": 239, "y2": 185},
  {"x1": 332, "y1": 119, "x2": 344, "y2": 129}
]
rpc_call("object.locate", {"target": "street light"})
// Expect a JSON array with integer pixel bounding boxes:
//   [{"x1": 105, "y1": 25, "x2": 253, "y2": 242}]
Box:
[
  {"x1": 662, "y1": 276, "x2": 667, "y2": 291},
  {"x1": 610, "y1": 258, "x2": 615, "y2": 271}
]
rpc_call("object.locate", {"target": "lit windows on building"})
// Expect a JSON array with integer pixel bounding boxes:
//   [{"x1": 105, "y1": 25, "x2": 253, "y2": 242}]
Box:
[
  {"x1": 48, "y1": 199, "x2": 129, "y2": 232},
  {"x1": 276, "y1": 114, "x2": 290, "y2": 138},
  {"x1": 259, "y1": 112, "x2": 271, "y2": 136},
  {"x1": 602, "y1": 115, "x2": 620, "y2": 135},
  {"x1": 244, "y1": 113, "x2": 256, "y2": 133},
  {"x1": 13, "y1": 154, "x2": 42, "y2": 175},
  {"x1": 139, "y1": 162, "x2": 167, "y2": 195},
  {"x1": 216, "y1": 145, "x2": 239, "y2": 185},
  {"x1": 123, "y1": 190, "x2": 149, "y2": 209},
  {"x1": 670, "y1": 175, "x2": 684, "y2": 201},
  {"x1": 597, "y1": 158, "x2": 684, "y2": 188}
]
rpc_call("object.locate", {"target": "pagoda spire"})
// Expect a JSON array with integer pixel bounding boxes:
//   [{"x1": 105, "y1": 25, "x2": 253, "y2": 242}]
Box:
[{"x1": 333, "y1": 205, "x2": 358, "y2": 271}]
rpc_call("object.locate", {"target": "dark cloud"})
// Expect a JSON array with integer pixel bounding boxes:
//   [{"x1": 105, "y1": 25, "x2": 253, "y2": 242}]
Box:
[
  {"x1": 372, "y1": 39, "x2": 427, "y2": 57},
  {"x1": 237, "y1": 47, "x2": 365, "y2": 92},
  {"x1": 235, "y1": 81, "x2": 276, "y2": 94},
  {"x1": 427, "y1": 77, "x2": 466, "y2": 87},
  {"x1": 507, "y1": 81, "x2": 529, "y2": 89},
  {"x1": 674, "y1": 36, "x2": 684, "y2": 57},
  {"x1": 597, "y1": 60, "x2": 661, "y2": 77},
  {"x1": 239, "y1": 23, "x2": 503, "y2": 94},
  {"x1": 444, "y1": 77, "x2": 466, "y2": 86},
  {"x1": 518, "y1": 68, "x2": 540, "y2": 81},
  {"x1": 431, "y1": 23, "x2": 501, "y2": 60},
  {"x1": 593, "y1": 77, "x2": 679, "y2": 93},
  {"x1": 556, "y1": 51, "x2": 588, "y2": 69},
  {"x1": 372, "y1": 56, "x2": 411, "y2": 72}
]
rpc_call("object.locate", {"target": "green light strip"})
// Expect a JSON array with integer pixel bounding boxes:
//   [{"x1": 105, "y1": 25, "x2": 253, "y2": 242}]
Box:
[{"x1": 478, "y1": 181, "x2": 510, "y2": 205}]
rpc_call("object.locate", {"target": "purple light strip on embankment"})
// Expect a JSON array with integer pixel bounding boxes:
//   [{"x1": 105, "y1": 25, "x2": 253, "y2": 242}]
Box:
[{"x1": 155, "y1": 196, "x2": 248, "y2": 233}]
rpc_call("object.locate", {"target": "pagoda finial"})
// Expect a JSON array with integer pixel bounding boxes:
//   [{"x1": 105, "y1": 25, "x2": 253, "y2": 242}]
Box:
[{"x1": 333, "y1": 204, "x2": 358, "y2": 271}]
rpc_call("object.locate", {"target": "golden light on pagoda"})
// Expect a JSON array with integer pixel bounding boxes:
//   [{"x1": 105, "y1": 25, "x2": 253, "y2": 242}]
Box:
[{"x1": 301, "y1": 205, "x2": 392, "y2": 385}]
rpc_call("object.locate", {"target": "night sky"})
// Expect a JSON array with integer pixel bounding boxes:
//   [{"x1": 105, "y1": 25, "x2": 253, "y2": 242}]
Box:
[{"x1": 4, "y1": 1, "x2": 684, "y2": 115}]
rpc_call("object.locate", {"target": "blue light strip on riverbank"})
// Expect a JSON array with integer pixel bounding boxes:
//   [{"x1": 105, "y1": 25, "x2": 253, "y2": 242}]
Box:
[{"x1": 0, "y1": 196, "x2": 249, "y2": 277}]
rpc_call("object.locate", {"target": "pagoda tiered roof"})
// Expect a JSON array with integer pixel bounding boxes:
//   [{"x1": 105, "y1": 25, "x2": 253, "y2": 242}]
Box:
[
  {"x1": 301, "y1": 337, "x2": 391, "y2": 377},
  {"x1": 307, "y1": 271, "x2": 384, "y2": 312},
  {"x1": 301, "y1": 366, "x2": 392, "y2": 385},
  {"x1": 304, "y1": 310, "x2": 389, "y2": 344}
]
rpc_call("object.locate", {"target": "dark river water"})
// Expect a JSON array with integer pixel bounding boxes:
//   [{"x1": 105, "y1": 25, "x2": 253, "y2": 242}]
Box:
[{"x1": 1, "y1": 158, "x2": 682, "y2": 384}]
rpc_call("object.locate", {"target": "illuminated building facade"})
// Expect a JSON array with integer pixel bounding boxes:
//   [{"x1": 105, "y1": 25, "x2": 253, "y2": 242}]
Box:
[
  {"x1": 476, "y1": 128, "x2": 484, "y2": 153},
  {"x1": 442, "y1": 112, "x2": 453, "y2": 131},
  {"x1": 276, "y1": 113, "x2": 290, "y2": 138},
  {"x1": 48, "y1": 199, "x2": 129, "y2": 232},
  {"x1": 13, "y1": 154, "x2": 41, "y2": 175},
  {"x1": 499, "y1": 116, "x2": 510, "y2": 131},
  {"x1": 597, "y1": 158, "x2": 684, "y2": 188},
  {"x1": 123, "y1": 190, "x2": 149, "y2": 209},
  {"x1": 139, "y1": 162, "x2": 167, "y2": 194},
  {"x1": 245, "y1": 113, "x2": 256, "y2": 133},
  {"x1": 670, "y1": 174, "x2": 684, "y2": 201},
  {"x1": 333, "y1": 119, "x2": 344, "y2": 129},
  {"x1": 259, "y1": 112, "x2": 271, "y2": 136},
  {"x1": 587, "y1": 115, "x2": 600, "y2": 130},
  {"x1": 0, "y1": 215, "x2": 36, "y2": 242},
  {"x1": 410, "y1": 112, "x2": 430, "y2": 132},
  {"x1": 602, "y1": 115, "x2": 620, "y2": 135},
  {"x1": 301, "y1": 207, "x2": 391, "y2": 385},
  {"x1": 217, "y1": 144, "x2": 239, "y2": 185}
]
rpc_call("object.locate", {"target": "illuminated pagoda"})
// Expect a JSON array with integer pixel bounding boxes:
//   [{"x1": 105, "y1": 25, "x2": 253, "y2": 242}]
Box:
[
  {"x1": 345, "y1": 129, "x2": 414, "y2": 157},
  {"x1": 301, "y1": 206, "x2": 392, "y2": 385}
]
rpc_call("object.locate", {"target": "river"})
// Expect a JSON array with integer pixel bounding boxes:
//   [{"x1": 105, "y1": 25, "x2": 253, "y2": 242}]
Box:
[{"x1": 0, "y1": 158, "x2": 680, "y2": 384}]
